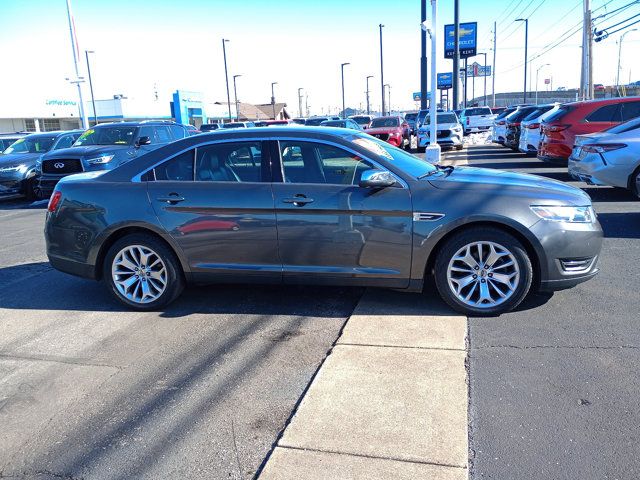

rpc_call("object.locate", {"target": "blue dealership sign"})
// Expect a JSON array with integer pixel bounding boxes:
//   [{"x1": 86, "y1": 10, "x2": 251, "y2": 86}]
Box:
[
  {"x1": 437, "y1": 72, "x2": 453, "y2": 90},
  {"x1": 444, "y1": 22, "x2": 477, "y2": 59}
]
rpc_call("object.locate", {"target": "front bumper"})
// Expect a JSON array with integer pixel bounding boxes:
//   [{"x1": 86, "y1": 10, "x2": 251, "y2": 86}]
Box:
[
  {"x1": 417, "y1": 131, "x2": 463, "y2": 148},
  {"x1": 465, "y1": 126, "x2": 491, "y2": 134},
  {"x1": 37, "y1": 174, "x2": 69, "y2": 197},
  {"x1": 532, "y1": 217, "x2": 603, "y2": 292},
  {"x1": 0, "y1": 175, "x2": 28, "y2": 196}
]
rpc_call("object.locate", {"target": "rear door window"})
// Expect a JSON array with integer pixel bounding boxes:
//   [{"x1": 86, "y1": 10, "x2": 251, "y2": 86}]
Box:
[
  {"x1": 195, "y1": 142, "x2": 263, "y2": 182},
  {"x1": 585, "y1": 104, "x2": 623, "y2": 122},
  {"x1": 153, "y1": 150, "x2": 195, "y2": 181}
]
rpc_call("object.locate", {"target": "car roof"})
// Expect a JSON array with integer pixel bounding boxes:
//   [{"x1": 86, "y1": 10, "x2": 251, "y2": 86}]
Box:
[
  {"x1": 563, "y1": 96, "x2": 640, "y2": 107},
  {"x1": 93, "y1": 121, "x2": 182, "y2": 128}
]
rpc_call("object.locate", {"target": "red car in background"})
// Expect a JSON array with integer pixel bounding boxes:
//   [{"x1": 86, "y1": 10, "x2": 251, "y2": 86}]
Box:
[
  {"x1": 538, "y1": 97, "x2": 640, "y2": 164},
  {"x1": 366, "y1": 116, "x2": 412, "y2": 150}
]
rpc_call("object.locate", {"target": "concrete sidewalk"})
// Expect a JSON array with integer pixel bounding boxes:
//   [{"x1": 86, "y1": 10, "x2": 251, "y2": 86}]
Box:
[{"x1": 259, "y1": 289, "x2": 468, "y2": 479}]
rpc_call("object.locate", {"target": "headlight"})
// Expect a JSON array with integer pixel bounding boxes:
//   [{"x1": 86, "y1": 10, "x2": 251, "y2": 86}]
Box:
[
  {"x1": 86, "y1": 154, "x2": 115, "y2": 165},
  {"x1": 0, "y1": 164, "x2": 28, "y2": 174},
  {"x1": 453, "y1": 125, "x2": 462, "y2": 131},
  {"x1": 530, "y1": 205, "x2": 595, "y2": 223}
]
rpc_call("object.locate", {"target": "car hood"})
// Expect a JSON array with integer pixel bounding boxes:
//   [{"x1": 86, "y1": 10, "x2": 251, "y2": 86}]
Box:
[
  {"x1": 367, "y1": 126, "x2": 402, "y2": 134},
  {"x1": 0, "y1": 152, "x2": 42, "y2": 167},
  {"x1": 428, "y1": 166, "x2": 591, "y2": 205},
  {"x1": 43, "y1": 145, "x2": 130, "y2": 159}
]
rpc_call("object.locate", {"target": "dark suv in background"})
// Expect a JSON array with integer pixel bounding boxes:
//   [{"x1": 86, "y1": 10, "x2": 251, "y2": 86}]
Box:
[
  {"x1": 36, "y1": 121, "x2": 190, "y2": 197},
  {"x1": 0, "y1": 130, "x2": 82, "y2": 199}
]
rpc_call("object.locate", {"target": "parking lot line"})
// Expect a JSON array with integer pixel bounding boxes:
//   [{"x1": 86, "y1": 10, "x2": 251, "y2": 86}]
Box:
[{"x1": 259, "y1": 289, "x2": 468, "y2": 479}]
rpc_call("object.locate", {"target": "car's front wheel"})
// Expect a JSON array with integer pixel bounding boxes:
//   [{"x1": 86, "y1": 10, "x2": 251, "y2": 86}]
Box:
[
  {"x1": 104, "y1": 234, "x2": 184, "y2": 310},
  {"x1": 433, "y1": 227, "x2": 533, "y2": 316}
]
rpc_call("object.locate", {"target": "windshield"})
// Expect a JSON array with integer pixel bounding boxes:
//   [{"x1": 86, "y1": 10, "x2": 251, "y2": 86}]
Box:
[
  {"x1": 321, "y1": 121, "x2": 345, "y2": 127},
  {"x1": 423, "y1": 113, "x2": 458, "y2": 125},
  {"x1": 350, "y1": 116, "x2": 371, "y2": 125},
  {"x1": 352, "y1": 134, "x2": 437, "y2": 178},
  {"x1": 370, "y1": 117, "x2": 400, "y2": 128},
  {"x1": 4, "y1": 134, "x2": 57, "y2": 154},
  {"x1": 222, "y1": 123, "x2": 245, "y2": 128},
  {"x1": 404, "y1": 113, "x2": 418, "y2": 122},
  {"x1": 75, "y1": 127, "x2": 136, "y2": 146}
]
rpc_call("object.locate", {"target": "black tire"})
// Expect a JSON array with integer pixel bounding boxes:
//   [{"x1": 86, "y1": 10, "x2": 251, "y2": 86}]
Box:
[
  {"x1": 24, "y1": 177, "x2": 38, "y2": 201},
  {"x1": 103, "y1": 233, "x2": 185, "y2": 311},
  {"x1": 404, "y1": 137, "x2": 412, "y2": 151},
  {"x1": 630, "y1": 165, "x2": 640, "y2": 198},
  {"x1": 456, "y1": 144, "x2": 464, "y2": 151},
  {"x1": 417, "y1": 146, "x2": 426, "y2": 153},
  {"x1": 433, "y1": 227, "x2": 533, "y2": 316}
]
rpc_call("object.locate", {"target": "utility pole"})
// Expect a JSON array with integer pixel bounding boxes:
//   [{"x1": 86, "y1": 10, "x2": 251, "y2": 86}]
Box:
[
  {"x1": 271, "y1": 82, "x2": 278, "y2": 119},
  {"x1": 379, "y1": 24, "x2": 386, "y2": 115},
  {"x1": 85, "y1": 50, "x2": 97, "y2": 126},
  {"x1": 233, "y1": 74, "x2": 242, "y2": 121},
  {"x1": 420, "y1": 0, "x2": 428, "y2": 110},
  {"x1": 222, "y1": 39, "x2": 231, "y2": 121},
  {"x1": 588, "y1": 5, "x2": 593, "y2": 100},
  {"x1": 366, "y1": 75, "x2": 373, "y2": 114},
  {"x1": 581, "y1": 0, "x2": 593, "y2": 100},
  {"x1": 463, "y1": 58, "x2": 468, "y2": 107},
  {"x1": 515, "y1": 18, "x2": 529, "y2": 103},
  {"x1": 65, "y1": 0, "x2": 88, "y2": 129},
  {"x1": 298, "y1": 88, "x2": 303, "y2": 118},
  {"x1": 452, "y1": 0, "x2": 460, "y2": 109},
  {"x1": 305, "y1": 94, "x2": 309, "y2": 117},
  {"x1": 426, "y1": 0, "x2": 441, "y2": 164},
  {"x1": 492, "y1": 21, "x2": 497, "y2": 107},
  {"x1": 341, "y1": 62, "x2": 350, "y2": 119}
]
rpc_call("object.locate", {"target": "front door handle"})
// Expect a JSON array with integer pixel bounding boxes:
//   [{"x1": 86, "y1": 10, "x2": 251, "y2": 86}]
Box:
[
  {"x1": 157, "y1": 193, "x2": 185, "y2": 204},
  {"x1": 282, "y1": 195, "x2": 314, "y2": 206}
]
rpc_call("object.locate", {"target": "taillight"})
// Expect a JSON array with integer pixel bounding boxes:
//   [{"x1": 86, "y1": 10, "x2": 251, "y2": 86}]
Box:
[
  {"x1": 528, "y1": 123, "x2": 540, "y2": 129},
  {"x1": 546, "y1": 124, "x2": 571, "y2": 132},
  {"x1": 497, "y1": 121, "x2": 505, "y2": 125},
  {"x1": 581, "y1": 143, "x2": 627, "y2": 153},
  {"x1": 48, "y1": 191, "x2": 62, "y2": 212}
]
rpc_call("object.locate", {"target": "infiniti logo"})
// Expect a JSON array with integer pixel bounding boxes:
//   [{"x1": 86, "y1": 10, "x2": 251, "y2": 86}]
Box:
[{"x1": 54, "y1": 162, "x2": 65, "y2": 169}]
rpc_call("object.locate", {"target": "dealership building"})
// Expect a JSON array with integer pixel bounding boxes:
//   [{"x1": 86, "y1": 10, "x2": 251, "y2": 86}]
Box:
[{"x1": 0, "y1": 89, "x2": 240, "y2": 133}]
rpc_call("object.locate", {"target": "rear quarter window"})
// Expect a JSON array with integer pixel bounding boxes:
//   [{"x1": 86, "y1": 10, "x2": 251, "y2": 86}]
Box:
[
  {"x1": 620, "y1": 101, "x2": 640, "y2": 122},
  {"x1": 543, "y1": 106, "x2": 574, "y2": 123},
  {"x1": 584, "y1": 103, "x2": 623, "y2": 123}
]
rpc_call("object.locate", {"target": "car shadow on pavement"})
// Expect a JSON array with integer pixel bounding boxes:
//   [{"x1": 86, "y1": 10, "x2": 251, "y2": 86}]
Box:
[
  {"x1": 597, "y1": 212, "x2": 640, "y2": 239},
  {"x1": 0, "y1": 198, "x2": 47, "y2": 210},
  {"x1": 585, "y1": 187, "x2": 638, "y2": 203}
]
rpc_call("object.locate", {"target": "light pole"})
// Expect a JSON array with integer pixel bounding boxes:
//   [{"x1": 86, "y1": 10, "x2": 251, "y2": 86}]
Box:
[
  {"x1": 478, "y1": 52, "x2": 487, "y2": 106},
  {"x1": 233, "y1": 74, "x2": 242, "y2": 121},
  {"x1": 222, "y1": 39, "x2": 232, "y2": 121},
  {"x1": 365, "y1": 75, "x2": 373, "y2": 115},
  {"x1": 515, "y1": 18, "x2": 529, "y2": 103},
  {"x1": 617, "y1": 29, "x2": 637, "y2": 96},
  {"x1": 85, "y1": 50, "x2": 98, "y2": 126},
  {"x1": 271, "y1": 82, "x2": 278, "y2": 119},
  {"x1": 426, "y1": 0, "x2": 441, "y2": 164},
  {"x1": 65, "y1": 0, "x2": 87, "y2": 129},
  {"x1": 379, "y1": 24, "x2": 386, "y2": 115},
  {"x1": 341, "y1": 62, "x2": 350, "y2": 119},
  {"x1": 384, "y1": 84, "x2": 391, "y2": 114},
  {"x1": 535, "y1": 64, "x2": 550, "y2": 104}
]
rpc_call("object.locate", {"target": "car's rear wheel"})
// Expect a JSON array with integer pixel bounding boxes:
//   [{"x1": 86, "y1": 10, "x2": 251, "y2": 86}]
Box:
[
  {"x1": 631, "y1": 166, "x2": 640, "y2": 198},
  {"x1": 104, "y1": 234, "x2": 184, "y2": 310},
  {"x1": 433, "y1": 227, "x2": 533, "y2": 316}
]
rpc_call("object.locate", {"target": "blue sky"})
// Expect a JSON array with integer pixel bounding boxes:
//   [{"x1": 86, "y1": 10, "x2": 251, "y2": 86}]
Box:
[{"x1": 1, "y1": 0, "x2": 637, "y2": 114}]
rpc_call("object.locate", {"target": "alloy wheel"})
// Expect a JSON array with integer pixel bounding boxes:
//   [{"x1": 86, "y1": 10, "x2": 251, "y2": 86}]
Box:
[
  {"x1": 111, "y1": 245, "x2": 167, "y2": 304},
  {"x1": 446, "y1": 241, "x2": 520, "y2": 309}
]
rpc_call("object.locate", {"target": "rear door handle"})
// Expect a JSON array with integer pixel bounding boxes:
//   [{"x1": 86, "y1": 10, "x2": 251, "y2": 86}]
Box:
[
  {"x1": 282, "y1": 196, "x2": 314, "y2": 206},
  {"x1": 157, "y1": 193, "x2": 185, "y2": 204}
]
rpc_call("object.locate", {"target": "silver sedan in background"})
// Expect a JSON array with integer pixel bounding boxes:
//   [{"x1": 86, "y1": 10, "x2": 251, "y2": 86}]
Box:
[{"x1": 569, "y1": 117, "x2": 640, "y2": 197}]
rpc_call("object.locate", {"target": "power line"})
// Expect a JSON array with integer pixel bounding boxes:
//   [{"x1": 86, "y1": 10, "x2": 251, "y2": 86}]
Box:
[
  {"x1": 602, "y1": 15, "x2": 640, "y2": 34},
  {"x1": 499, "y1": 0, "x2": 547, "y2": 45}
]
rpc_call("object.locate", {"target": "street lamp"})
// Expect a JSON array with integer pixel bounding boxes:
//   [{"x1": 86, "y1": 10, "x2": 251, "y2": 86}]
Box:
[
  {"x1": 233, "y1": 74, "x2": 242, "y2": 121},
  {"x1": 341, "y1": 62, "x2": 350, "y2": 119},
  {"x1": 535, "y1": 64, "x2": 550, "y2": 104},
  {"x1": 65, "y1": 0, "x2": 87, "y2": 129},
  {"x1": 617, "y1": 29, "x2": 637, "y2": 96},
  {"x1": 515, "y1": 18, "x2": 529, "y2": 103},
  {"x1": 271, "y1": 82, "x2": 278, "y2": 119},
  {"x1": 379, "y1": 24, "x2": 385, "y2": 115},
  {"x1": 85, "y1": 50, "x2": 98, "y2": 126},
  {"x1": 222, "y1": 39, "x2": 232, "y2": 121},
  {"x1": 297, "y1": 88, "x2": 304, "y2": 118},
  {"x1": 365, "y1": 75, "x2": 373, "y2": 115}
]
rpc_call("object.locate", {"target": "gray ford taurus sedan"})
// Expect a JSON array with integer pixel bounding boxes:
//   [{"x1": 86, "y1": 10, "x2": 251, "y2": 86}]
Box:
[{"x1": 44, "y1": 127, "x2": 603, "y2": 316}]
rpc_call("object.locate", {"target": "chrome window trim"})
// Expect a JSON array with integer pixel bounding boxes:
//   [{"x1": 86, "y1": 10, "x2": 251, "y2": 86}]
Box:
[{"x1": 132, "y1": 135, "x2": 408, "y2": 188}]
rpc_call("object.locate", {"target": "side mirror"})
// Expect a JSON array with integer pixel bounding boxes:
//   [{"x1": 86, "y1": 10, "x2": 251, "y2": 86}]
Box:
[
  {"x1": 135, "y1": 136, "x2": 151, "y2": 147},
  {"x1": 359, "y1": 169, "x2": 397, "y2": 188}
]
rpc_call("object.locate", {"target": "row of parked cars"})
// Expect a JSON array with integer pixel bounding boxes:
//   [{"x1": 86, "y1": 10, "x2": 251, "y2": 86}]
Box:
[{"x1": 490, "y1": 96, "x2": 640, "y2": 198}]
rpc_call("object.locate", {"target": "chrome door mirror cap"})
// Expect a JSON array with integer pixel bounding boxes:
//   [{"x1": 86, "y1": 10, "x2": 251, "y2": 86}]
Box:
[{"x1": 359, "y1": 169, "x2": 397, "y2": 188}]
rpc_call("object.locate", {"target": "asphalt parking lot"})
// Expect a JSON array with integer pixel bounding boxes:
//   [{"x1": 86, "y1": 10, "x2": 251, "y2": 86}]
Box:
[{"x1": 1, "y1": 139, "x2": 639, "y2": 479}]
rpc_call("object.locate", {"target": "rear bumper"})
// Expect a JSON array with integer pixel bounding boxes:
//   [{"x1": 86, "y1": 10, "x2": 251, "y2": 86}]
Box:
[{"x1": 48, "y1": 254, "x2": 97, "y2": 280}]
